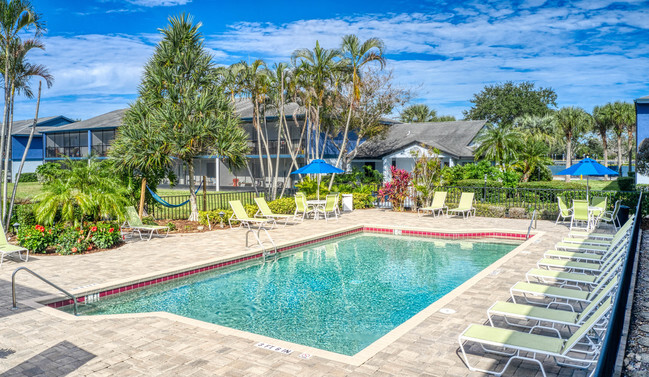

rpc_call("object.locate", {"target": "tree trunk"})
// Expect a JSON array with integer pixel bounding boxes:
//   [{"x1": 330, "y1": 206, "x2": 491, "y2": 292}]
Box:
[
  {"x1": 565, "y1": 137, "x2": 571, "y2": 183},
  {"x1": 253, "y1": 98, "x2": 265, "y2": 181},
  {"x1": 261, "y1": 104, "x2": 273, "y2": 190},
  {"x1": 329, "y1": 103, "x2": 354, "y2": 190},
  {"x1": 187, "y1": 161, "x2": 199, "y2": 221},
  {"x1": 617, "y1": 132, "x2": 622, "y2": 174},
  {"x1": 602, "y1": 137, "x2": 609, "y2": 180},
  {"x1": 628, "y1": 128, "x2": 634, "y2": 175},
  {"x1": 6, "y1": 83, "x2": 41, "y2": 230},
  {"x1": 305, "y1": 105, "x2": 311, "y2": 161},
  {"x1": 139, "y1": 178, "x2": 147, "y2": 218},
  {"x1": 0, "y1": 49, "x2": 10, "y2": 228},
  {"x1": 3, "y1": 89, "x2": 15, "y2": 221}
]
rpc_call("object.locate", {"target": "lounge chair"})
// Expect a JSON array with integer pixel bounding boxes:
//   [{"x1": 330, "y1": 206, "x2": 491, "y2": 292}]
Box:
[
  {"x1": 536, "y1": 242, "x2": 625, "y2": 274},
  {"x1": 417, "y1": 191, "x2": 447, "y2": 217},
  {"x1": 555, "y1": 196, "x2": 572, "y2": 224},
  {"x1": 228, "y1": 200, "x2": 272, "y2": 230},
  {"x1": 568, "y1": 230, "x2": 615, "y2": 240},
  {"x1": 556, "y1": 219, "x2": 632, "y2": 253},
  {"x1": 487, "y1": 276, "x2": 615, "y2": 331},
  {"x1": 526, "y1": 258, "x2": 622, "y2": 290},
  {"x1": 0, "y1": 225, "x2": 28, "y2": 268},
  {"x1": 458, "y1": 298, "x2": 612, "y2": 377},
  {"x1": 254, "y1": 197, "x2": 294, "y2": 227},
  {"x1": 322, "y1": 194, "x2": 339, "y2": 221},
  {"x1": 570, "y1": 200, "x2": 589, "y2": 231},
  {"x1": 448, "y1": 192, "x2": 476, "y2": 219},
  {"x1": 122, "y1": 206, "x2": 169, "y2": 241}
]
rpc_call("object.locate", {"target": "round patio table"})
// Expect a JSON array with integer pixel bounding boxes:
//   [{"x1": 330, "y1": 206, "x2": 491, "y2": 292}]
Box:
[{"x1": 306, "y1": 199, "x2": 326, "y2": 220}]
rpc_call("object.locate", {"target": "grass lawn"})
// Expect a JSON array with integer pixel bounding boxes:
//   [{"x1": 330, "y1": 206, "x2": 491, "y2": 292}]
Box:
[{"x1": 565, "y1": 179, "x2": 621, "y2": 191}]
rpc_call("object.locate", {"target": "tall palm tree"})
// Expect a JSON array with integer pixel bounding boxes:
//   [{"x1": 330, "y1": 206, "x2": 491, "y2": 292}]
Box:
[
  {"x1": 554, "y1": 106, "x2": 590, "y2": 182},
  {"x1": 473, "y1": 124, "x2": 522, "y2": 171},
  {"x1": 516, "y1": 138, "x2": 553, "y2": 182},
  {"x1": 610, "y1": 101, "x2": 635, "y2": 174},
  {"x1": 400, "y1": 104, "x2": 437, "y2": 123},
  {"x1": 292, "y1": 41, "x2": 342, "y2": 159},
  {"x1": 0, "y1": 0, "x2": 43, "y2": 228},
  {"x1": 593, "y1": 105, "x2": 613, "y2": 179}
]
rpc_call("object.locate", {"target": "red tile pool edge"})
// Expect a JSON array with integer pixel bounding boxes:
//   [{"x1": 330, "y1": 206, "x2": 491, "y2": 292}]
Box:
[{"x1": 48, "y1": 226, "x2": 528, "y2": 309}]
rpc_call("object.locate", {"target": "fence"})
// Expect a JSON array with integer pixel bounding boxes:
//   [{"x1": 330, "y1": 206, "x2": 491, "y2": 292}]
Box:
[
  {"x1": 593, "y1": 192, "x2": 642, "y2": 376},
  {"x1": 150, "y1": 190, "x2": 263, "y2": 220},
  {"x1": 434, "y1": 186, "x2": 642, "y2": 218}
]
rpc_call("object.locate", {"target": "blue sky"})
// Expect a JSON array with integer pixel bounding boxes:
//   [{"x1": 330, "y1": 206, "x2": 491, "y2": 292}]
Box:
[{"x1": 15, "y1": 0, "x2": 649, "y2": 121}]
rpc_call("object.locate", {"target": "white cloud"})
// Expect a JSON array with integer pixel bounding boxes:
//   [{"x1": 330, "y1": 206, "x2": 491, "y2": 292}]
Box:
[{"x1": 126, "y1": 0, "x2": 191, "y2": 6}]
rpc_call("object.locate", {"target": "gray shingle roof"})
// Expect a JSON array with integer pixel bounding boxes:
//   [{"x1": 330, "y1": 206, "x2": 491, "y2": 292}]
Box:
[
  {"x1": 41, "y1": 109, "x2": 127, "y2": 133},
  {"x1": 637, "y1": 95, "x2": 649, "y2": 104},
  {"x1": 355, "y1": 120, "x2": 486, "y2": 159},
  {"x1": 11, "y1": 115, "x2": 75, "y2": 136}
]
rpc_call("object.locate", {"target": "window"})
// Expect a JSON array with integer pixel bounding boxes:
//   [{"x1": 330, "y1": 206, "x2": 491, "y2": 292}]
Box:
[
  {"x1": 46, "y1": 131, "x2": 88, "y2": 158},
  {"x1": 91, "y1": 130, "x2": 116, "y2": 157}
]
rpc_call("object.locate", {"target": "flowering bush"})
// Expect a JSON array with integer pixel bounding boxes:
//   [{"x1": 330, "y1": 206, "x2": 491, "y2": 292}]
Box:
[
  {"x1": 16, "y1": 224, "x2": 57, "y2": 253},
  {"x1": 88, "y1": 222, "x2": 121, "y2": 249},
  {"x1": 57, "y1": 228, "x2": 91, "y2": 255},
  {"x1": 378, "y1": 166, "x2": 412, "y2": 211}
]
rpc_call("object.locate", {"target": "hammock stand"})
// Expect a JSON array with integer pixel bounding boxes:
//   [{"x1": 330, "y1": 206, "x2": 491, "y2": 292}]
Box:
[{"x1": 146, "y1": 182, "x2": 203, "y2": 208}]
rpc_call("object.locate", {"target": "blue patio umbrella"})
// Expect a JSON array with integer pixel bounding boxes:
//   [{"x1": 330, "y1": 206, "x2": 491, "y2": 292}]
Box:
[
  {"x1": 291, "y1": 159, "x2": 344, "y2": 199},
  {"x1": 556, "y1": 157, "x2": 619, "y2": 199}
]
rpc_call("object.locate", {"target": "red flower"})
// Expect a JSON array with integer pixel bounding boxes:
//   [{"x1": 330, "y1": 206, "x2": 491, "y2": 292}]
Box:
[
  {"x1": 108, "y1": 228, "x2": 114, "y2": 233},
  {"x1": 77, "y1": 239, "x2": 82, "y2": 243},
  {"x1": 71, "y1": 247, "x2": 77, "y2": 253},
  {"x1": 91, "y1": 226, "x2": 97, "y2": 232},
  {"x1": 87, "y1": 246, "x2": 92, "y2": 251}
]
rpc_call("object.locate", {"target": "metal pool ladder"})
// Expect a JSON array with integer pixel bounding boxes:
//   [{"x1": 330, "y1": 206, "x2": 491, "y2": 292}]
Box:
[
  {"x1": 526, "y1": 209, "x2": 538, "y2": 240},
  {"x1": 245, "y1": 227, "x2": 278, "y2": 262},
  {"x1": 12, "y1": 267, "x2": 78, "y2": 315}
]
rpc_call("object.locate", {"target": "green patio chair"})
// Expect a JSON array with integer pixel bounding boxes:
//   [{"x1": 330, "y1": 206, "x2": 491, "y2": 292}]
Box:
[
  {"x1": 600, "y1": 200, "x2": 622, "y2": 230},
  {"x1": 294, "y1": 193, "x2": 311, "y2": 221},
  {"x1": 323, "y1": 194, "x2": 339, "y2": 221},
  {"x1": 228, "y1": 200, "x2": 272, "y2": 230},
  {"x1": 556, "y1": 217, "x2": 633, "y2": 252},
  {"x1": 555, "y1": 196, "x2": 572, "y2": 224},
  {"x1": 0, "y1": 223, "x2": 28, "y2": 268},
  {"x1": 417, "y1": 191, "x2": 447, "y2": 217},
  {"x1": 122, "y1": 206, "x2": 169, "y2": 241},
  {"x1": 570, "y1": 200, "x2": 589, "y2": 231},
  {"x1": 458, "y1": 298, "x2": 612, "y2": 377},
  {"x1": 254, "y1": 197, "x2": 294, "y2": 227},
  {"x1": 590, "y1": 196, "x2": 607, "y2": 217},
  {"x1": 448, "y1": 192, "x2": 475, "y2": 219}
]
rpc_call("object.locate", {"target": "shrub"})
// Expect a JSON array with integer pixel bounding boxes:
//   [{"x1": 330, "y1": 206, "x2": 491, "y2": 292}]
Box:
[
  {"x1": 57, "y1": 227, "x2": 90, "y2": 255},
  {"x1": 199, "y1": 209, "x2": 236, "y2": 227},
  {"x1": 11, "y1": 203, "x2": 37, "y2": 231},
  {"x1": 16, "y1": 224, "x2": 57, "y2": 253},
  {"x1": 353, "y1": 192, "x2": 375, "y2": 209},
  {"x1": 617, "y1": 177, "x2": 635, "y2": 191},
  {"x1": 455, "y1": 179, "x2": 503, "y2": 188},
  {"x1": 518, "y1": 181, "x2": 586, "y2": 190},
  {"x1": 36, "y1": 161, "x2": 64, "y2": 184},
  {"x1": 379, "y1": 167, "x2": 411, "y2": 211},
  {"x1": 508, "y1": 207, "x2": 527, "y2": 219},
  {"x1": 268, "y1": 197, "x2": 295, "y2": 214},
  {"x1": 167, "y1": 222, "x2": 177, "y2": 231},
  {"x1": 88, "y1": 222, "x2": 121, "y2": 249},
  {"x1": 141, "y1": 216, "x2": 158, "y2": 226},
  {"x1": 474, "y1": 204, "x2": 505, "y2": 218},
  {"x1": 17, "y1": 172, "x2": 38, "y2": 182}
]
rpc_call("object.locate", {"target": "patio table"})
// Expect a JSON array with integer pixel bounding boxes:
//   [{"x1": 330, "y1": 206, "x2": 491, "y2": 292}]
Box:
[
  {"x1": 588, "y1": 206, "x2": 604, "y2": 231},
  {"x1": 306, "y1": 199, "x2": 326, "y2": 220}
]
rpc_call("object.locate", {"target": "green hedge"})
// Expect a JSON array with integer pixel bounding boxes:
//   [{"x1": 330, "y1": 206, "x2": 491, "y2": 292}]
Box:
[{"x1": 16, "y1": 172, "x2": 38, "y2": 182}]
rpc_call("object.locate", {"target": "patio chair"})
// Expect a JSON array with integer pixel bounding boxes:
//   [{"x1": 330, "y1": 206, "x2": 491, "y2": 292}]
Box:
[
  {"x1": 0, "y1": 224, "x2": 28, "y2": 268},
  {"x1": 525, "y1": 258, "x2": 622, "y2": 290},
  {"x1": 599, "y1": 200, "x2": 621, "y2": 230},
  {"x1": 254, "y1": 197, "x2": 294, "y2": 227},
  {"x1": 569, "y1": 200, "x2": 589, "y2": 231},
  {"x1": 294, "y1": 193, "x2": 312, "y2": 221},
  {"x1": 417, "y1": 191, "x2": 447, "y2": 217},
  {"x1": 448, "y1": 192, "x2": 475, "y2": 219},
  {"x1": 228, "y1": 200, "x2": 272, "y2": 230},
  {"x1": 122, "y1": 206, "x2": 170, "y2": 241},
  {"x1": 560, "y1": 217, "x2": 633, "y2": 248},
  {"x1": 487, "y1": 276, "x2": 615, "y2": 331},
  {"x1": 555, "y1": 196, "x2": 572, "y2": 224},
  {"x1": 458, "y1": 298, "x2": 612, "y2": 377},
  {"x1": 322, "y1": 194, "x2": 339, "y2": 221},
  {"x1": 556, "y1": 218, "x2": 632, "y2": 253},
  {"x1": 536, "y1": 241, "x2": 626, "y2": 275}
]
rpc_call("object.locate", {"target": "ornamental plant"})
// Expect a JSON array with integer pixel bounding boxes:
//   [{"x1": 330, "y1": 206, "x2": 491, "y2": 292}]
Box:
[
  {"x1": 57, "y1": 227, "x2": 91, "y2": 255},
  {"x1": 16, "y1": 224, "x2": 57, "y2": 253},
  {"x1": 378, "y1": 166, "x2": 412, "y2": 211},
  {"x1": 88, "y1": 222, "x2": 121, "y2": 249}
]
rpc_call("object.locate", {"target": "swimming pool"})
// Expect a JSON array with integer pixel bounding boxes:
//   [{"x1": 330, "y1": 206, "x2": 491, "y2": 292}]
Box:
[{"x1": 60, "y1": 233, "x2": 519, "y2": 356}]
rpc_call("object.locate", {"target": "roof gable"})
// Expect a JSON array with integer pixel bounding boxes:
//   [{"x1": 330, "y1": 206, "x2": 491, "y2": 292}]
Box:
[{"x1": 11, "y1": 115, "x2": 75, "y2": 136}]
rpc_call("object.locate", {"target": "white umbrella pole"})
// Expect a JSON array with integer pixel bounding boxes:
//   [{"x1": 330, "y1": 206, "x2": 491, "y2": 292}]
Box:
[
  {"x1": 317, "y1": 174, "x2": 320, "y2": 200},
  {"x1": 586, "y1": 176, "x2": 590, "y2": 202}
]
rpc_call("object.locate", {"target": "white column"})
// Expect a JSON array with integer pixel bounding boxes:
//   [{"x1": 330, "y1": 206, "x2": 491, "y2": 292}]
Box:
[{"x1": 215, "y1": 157, "x2": 220, "y2": 192}]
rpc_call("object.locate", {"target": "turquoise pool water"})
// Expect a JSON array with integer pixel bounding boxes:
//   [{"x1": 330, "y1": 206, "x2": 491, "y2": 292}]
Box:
[{"x1": 66, "y1": 234, "x2": 518, "y2": 355}]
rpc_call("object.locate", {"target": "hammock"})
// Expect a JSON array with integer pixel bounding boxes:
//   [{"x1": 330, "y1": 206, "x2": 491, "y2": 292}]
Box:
[{"x1": 146, "y1": 182, "x2": 203, "y2": 208}]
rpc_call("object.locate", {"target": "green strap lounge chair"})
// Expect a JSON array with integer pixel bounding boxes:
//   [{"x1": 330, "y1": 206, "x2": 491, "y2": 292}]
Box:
[
  {"x1": 122, "y1": 206, "x2": 169, "y2": 241},
  {"x1": 487, "y1": 276, "x2": 615, "y2": 331},
  {"x1": 0, "y1": 223, "x2": 28, "y2": 268},
  {"x1": 526, "y1": 257, "x2": 622, "y2": 291},
  {"x1": 322, "y1": 194, "x2": 339, "y2": 221},
  {"x1": 294, "y1": 193, "x2": 312, "y2": 221},
  {"x1": 568, "y1": 230, "x2": 615, "y2": 240},
  {"x1": 570, "y1": 200, "x2": 589, "y2": 231},
  {"x1": 228, "y1": 200, "x2": 272, "y2": 230},
  {"x1": 536, "y1": 242, "x2": 625, "y2": 274},
  {"x1": 557, "y1": 218, "x2": 632, "y2": 253},
  {"x1": 555, "y1": 196, "x2": 572, "y2": 224},
  {"x1": 458, "y1": 298, "x2": 612, "y2": 377},
  {"x1": 417, "y1": 191, "x2": 447, "y2": 217},
  {"x1": 448, "y1": 192, "x2": 475, "y2": 219},
  {"x1": 254, "y1": 197, "x2": 294, "y2": 227}
]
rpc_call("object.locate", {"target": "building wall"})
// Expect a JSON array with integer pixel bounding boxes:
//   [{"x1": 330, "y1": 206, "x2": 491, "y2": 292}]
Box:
[
  {"x1": 379, "y1": 145, "x2": 452, "y2": 182},
  {"x1": 11, "y1": 160, "x2": 41, "y2": 175},
  {"x1": 12, "y1": 135, "x2": 43, "y2": 161},
  {"x1": 636, "y1": 101, "x2": 649, "y2": 184}
]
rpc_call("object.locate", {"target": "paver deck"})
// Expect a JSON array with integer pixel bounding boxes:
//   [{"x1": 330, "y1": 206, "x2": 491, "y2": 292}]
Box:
[{"x1": 0, "y1": 209, "x2": 595, "y2": 376}]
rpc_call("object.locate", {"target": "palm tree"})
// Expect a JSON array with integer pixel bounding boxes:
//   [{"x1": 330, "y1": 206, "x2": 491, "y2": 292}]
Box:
[
  {"x1": 473, "y1": 124, "x2": 522, "y2": 171},
  {"x1": 554, "y1": 106, "x2": 590, "y2": 182},
  {"x1": 593, "y1": 105, "x2": 613, "y2": 179},
  {"x1": 292, "y1": 41, "x2": 342, "y2": 159},
  {"x1": 400, "y1": 104, "x2": 437, "y2": 123},
  {"x1": 516, "y1": 138, "x2": 553, "y2": 182},
  {"x1": 610, "y1": 101, "x2": 635, "y2": 174}
]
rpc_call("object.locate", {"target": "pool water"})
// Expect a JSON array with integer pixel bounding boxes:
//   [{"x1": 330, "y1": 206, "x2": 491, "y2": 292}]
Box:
[{"x1": 66, "y1": 234, "x2": 518, "y2": 355}]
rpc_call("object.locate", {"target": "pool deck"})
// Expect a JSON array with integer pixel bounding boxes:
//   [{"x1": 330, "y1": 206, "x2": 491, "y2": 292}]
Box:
[{"x1": 0, "y1": 209, "x2": 594, "y2": 376}]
